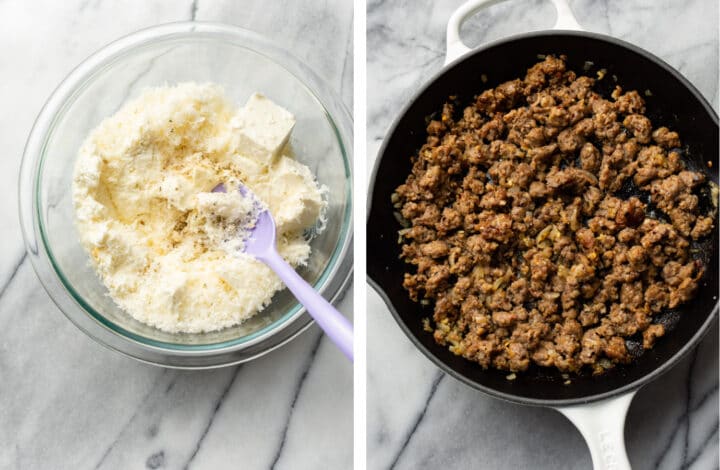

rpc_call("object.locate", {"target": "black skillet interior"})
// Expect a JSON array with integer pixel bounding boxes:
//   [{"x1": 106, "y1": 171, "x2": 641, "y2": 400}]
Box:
[{"x1": 367, "y1": 32, "x2": 719, "y2": 405}]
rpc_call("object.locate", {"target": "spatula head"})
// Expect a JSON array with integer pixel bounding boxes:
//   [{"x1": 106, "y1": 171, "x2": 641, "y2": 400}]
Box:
[{"x1": 212, "y1": 183, "x2": 276, "y2": 258}]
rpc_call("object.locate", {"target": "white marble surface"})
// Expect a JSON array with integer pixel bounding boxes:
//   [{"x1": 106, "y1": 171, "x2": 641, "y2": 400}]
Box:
[
  {"x1": 367, "y1": 1, "x2": 718, "y2": 469},
  {"x1": 0, "y1": 1, "x2": 352, "y2": 469}
]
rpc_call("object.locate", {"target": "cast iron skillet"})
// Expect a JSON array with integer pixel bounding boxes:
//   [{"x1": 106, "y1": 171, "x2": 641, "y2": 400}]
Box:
[{"x1": 367, "y1": 1, "x2": 718, "y2": 468}]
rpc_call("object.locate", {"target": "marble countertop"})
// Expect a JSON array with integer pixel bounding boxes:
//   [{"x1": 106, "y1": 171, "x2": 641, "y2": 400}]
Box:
[
  {"x1": 0, "y1": 1, "x2": 352, "y2": 469},
  {"x1": 367, "y1": 1, "x2": 718, "y2": 469}
]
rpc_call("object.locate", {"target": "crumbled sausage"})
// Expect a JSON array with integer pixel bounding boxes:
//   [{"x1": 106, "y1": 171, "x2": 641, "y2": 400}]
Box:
[
  {"x1": 652, "y1": 127, "x2": 681, "y2": 149},
  {"x1": 395, "y1": 56, "x2": 715, "y2": 375},
  {"x1": 623, "y1": 114, "x2": 652, "y2": 143},
  {"x1": 643, "y1": 324, "x2": 665, "y2": 349}
]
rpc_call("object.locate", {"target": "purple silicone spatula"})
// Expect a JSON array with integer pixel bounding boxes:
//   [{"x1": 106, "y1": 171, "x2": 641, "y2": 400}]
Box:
[{"x1": 213, "y1": 183, "x2": 353, "y2": 361}]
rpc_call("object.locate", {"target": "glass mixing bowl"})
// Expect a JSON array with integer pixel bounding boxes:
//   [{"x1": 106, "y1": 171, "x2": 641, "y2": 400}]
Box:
[{"x1": 18, "y1": 22, "x2": 353, "y2": 368}]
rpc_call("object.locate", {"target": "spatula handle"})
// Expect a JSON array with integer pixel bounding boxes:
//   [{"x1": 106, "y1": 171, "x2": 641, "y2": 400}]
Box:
[{"x1": 262, "y1": 250, "x2": 354, "y2": 361}]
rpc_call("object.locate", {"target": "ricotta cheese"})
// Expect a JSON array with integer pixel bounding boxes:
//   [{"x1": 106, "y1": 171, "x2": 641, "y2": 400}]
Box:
[{"x1": 72, "y1": 83, "x2": 326, "y2": 333}]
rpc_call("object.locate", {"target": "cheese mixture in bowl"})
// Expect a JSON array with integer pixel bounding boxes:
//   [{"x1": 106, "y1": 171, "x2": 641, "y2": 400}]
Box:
[
  {"x1": 72, "y1": 83, "x2": 326, "y2": 333},
  {"x1": 21, "y1": 22, "x2": 352, "y2": 366}
]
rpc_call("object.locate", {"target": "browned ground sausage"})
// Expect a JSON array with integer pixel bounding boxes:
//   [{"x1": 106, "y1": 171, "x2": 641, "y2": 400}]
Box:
[{"x1": 394, "y1": 56, "x2": 716, "y2": 375}]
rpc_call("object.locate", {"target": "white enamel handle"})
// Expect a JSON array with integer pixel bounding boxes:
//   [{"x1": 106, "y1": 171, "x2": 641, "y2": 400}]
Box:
[
  {"x1": 556, "y1": 391, "x2": 637, "y2": 470},
  {"x1": 445, "y1": 0, "x2": 584, "y2": 64}
]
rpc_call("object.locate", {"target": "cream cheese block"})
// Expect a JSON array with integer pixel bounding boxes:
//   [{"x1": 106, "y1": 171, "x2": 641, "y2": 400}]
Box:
[
  {"x1": 254, "y1": 156, "x2": 325, "y2": 234},
  {"x1": 231, "y1": 92, "x2": 296, "y2": 166}
]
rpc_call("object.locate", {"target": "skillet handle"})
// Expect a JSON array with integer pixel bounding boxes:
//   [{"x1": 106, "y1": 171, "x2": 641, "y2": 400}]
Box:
[
  {"x1": 555, "y1": 390, "x2": 637, "y2": 470},
  {"x1": 445, "y1": 0, "x2": 584, "y2": 65}
]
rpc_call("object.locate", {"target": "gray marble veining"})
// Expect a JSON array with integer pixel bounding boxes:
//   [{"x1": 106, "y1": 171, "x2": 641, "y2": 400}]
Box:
[
  {"x1": 0, "y1": 1, "x2": 352, "y2": 469},
  {"x1": 367, "y1": 1, "x2": 718, "y2": 469}
]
